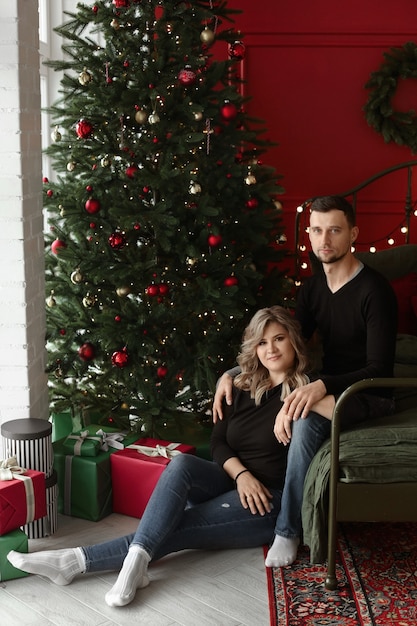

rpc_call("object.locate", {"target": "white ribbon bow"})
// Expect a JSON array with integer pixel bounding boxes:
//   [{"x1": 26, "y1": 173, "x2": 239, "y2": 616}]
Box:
[
  {"x1": 95, "y1": 429, "x2": 126, "y2": 452},
  {"x1": 66, "y1": 430, "x2": 102, "y2": 455},
  {"x1": 127, "y1": 442, "x2": 182, "y2": 459},
  {"x1": 0, "y1": 456, "x2": 26, "y2": 481}
]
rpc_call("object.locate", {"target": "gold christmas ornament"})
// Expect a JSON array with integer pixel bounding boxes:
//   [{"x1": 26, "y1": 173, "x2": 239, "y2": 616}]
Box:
[
  {"x1": 148, "y1": 112, "x2": 160, "y2": 124},
  {"x1": 82, "y1": 294, "x2": 96, "y2": 308},
  {"x1": 245, "y1": 174, "x2": 257, "y2": 185},
  {"x1": 78, "y1": 68, "x2": 92, "y2": 86},
  {"x1": 70, "y1": 269, "x2": 83, "y2": 284},
  {"x1": 200, "y1": 27, "x2": 215, "y2": 45},
  {"x1": 135, "y1": 109, "x2": 148, "y2": 124},
  {"x1": 116, "y1": 285, "x2": 131, "y2": 297},
  {"x1": 51, "y1": 126, "x2": 61, "y2": 142},
  {"x1": 189, "y1": 181, "x2": 202, "y2": 194},
  {"x1": 46, "y1": 293, "x2": 56, "y2": 307},
  {"x1": 67, "y1": 161, "x2": 76, "y2": 172},
  {"x1": 194, "y1": 111, "x2": 203, "y2": 121},
  {"x1": 111, "y1": 18, "x2": 120, "y2": 30},
  {"x1": 100, "y1": 155, "x2": 111, "y2": 167}
]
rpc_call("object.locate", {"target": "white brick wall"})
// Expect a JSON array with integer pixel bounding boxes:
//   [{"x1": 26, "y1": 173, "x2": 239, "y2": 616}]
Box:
[{"x1": 0, "y1": 0, "x2": 49, "y2": 455}]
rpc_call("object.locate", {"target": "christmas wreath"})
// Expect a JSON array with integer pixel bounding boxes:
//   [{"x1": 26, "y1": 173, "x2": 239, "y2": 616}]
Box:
[{"x1": 364, "y1": 41, "x2": 417, "y2": 153}]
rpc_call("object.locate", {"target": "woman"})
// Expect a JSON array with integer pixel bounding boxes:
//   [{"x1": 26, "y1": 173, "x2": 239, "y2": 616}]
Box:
[{"x1": 8, "y1": 306, "x2": 313, "y2": 608}]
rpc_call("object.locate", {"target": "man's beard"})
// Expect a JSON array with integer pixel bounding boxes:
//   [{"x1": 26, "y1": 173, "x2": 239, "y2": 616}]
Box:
[{"x1": 315, "y1": 248, "x2": 349, "y2": 264}]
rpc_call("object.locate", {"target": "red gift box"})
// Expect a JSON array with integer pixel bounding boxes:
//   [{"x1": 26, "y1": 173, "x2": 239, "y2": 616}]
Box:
[
  {"x1": 111, "y1": 438, "x2": 196, "y2": 518},
  {"x1": 0, "y1": 470, "x2": 46, "y2": 536}
]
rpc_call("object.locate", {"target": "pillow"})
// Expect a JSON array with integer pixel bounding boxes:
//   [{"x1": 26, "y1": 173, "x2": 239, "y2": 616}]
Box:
[{"x1": 355, "y1": 245, "x2": 417, "y2": 281}]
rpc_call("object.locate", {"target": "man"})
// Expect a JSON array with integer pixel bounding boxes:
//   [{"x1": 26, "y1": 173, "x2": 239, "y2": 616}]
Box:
[{"x1": 212, "y1": 195, "x2": 398, "y2": 567}]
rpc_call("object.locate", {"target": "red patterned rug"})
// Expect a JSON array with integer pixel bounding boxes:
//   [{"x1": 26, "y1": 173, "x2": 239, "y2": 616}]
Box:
[{"x1": 266, "y1": 522, "x2": 417, "y2": 626}]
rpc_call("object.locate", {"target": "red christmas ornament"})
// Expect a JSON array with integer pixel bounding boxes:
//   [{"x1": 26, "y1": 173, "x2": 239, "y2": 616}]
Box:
[
  {"x1": 108, "y1": 232, "x2": 127, "y2": 249},
  {"x1": 51, "y1": 239, "x2": 67, "y2": 254},
  {"x1": 246, "y1": 198, "x2": 259, "y2": 209},
  {"x1": 85, "y1": 198, "x2": 101, "y2": 214},
  {"x1": 125, "y1": 164, "x2": 138, "y2": 178},
  {"x1": 78, "y1": 342, "x2": 95, "y2": 361},
  {"x1": 157, "y1": 365, "x2": 168, "y2": 378},
  {"x1": 85, "y1": 185, "x2": 93, "y2": 192},
  {"x1": 76, "y1": 119, "x2": 93, "y2": 139},
  {"x1": 43, "y1": 177, "x2": 49, "y2": 183},
  {"x1": 59, "y1": 329, "x2": 66, "y2": 335},
  {"x1": 229, "y1": 41, "x2": 246, "y2": 60},
  {"x1": 146, "y1": 284, "x2": 160, "y2": 297},
  {"x1": 208, "y1": 234, "x2": 222, "y2": 247},
  {"x1": 111, "y1": 348, "x2": 129, "y2": 368},
  {"x1": 220, "y1": 102, "x2": 238, "y2": 121},
  {"x1": 47, "y1": 189, "x2": 54, "y2": 197},
  {"x1": 158, "y1": 283, "x2": 169, "y2": 296},
  {"x1": 114, "y1": 315, "x2": 121, "y2": 322},
  {"x1": 113, "y1": 0, "x2": 130, "y2": 6},
  {"x1": 178, "y1": 67, "x2": 197, "y2": 86},
  {"x1": 224, "y1": 276, "x2": 239, "y2": 287}
]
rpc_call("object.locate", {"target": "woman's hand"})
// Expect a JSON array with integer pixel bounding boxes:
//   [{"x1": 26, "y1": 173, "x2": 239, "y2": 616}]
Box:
[
  {"x1": 212, "y1": 373, "x2": 233, "y2": 423},
  {"x1": 273, "y1": 405, "x2": 293, "y2": 445},
  {"x1": 235, "y1": 471, "x2": 273, "y2": 515}
]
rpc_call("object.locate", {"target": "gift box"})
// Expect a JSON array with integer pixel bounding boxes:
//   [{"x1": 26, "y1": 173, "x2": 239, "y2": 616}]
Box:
[
  {"x1": 22, "y1": 470, "x2": 58, "y2": 539},
  {"x1": 53, "y1": 431, "x2": 137, "y2": 522},
  {"x1": 0, "y1": 529, "x2": 29, "y2": 582},
  {"x1": 1, "y1": 418, "x2": 53, "y2": 478},
  {"x1": 0, "y1": 464, "x2": 47, "y2": 536},
  {"x1": 111, "y1": 438, "x2": 196, "y2": 519},
  {"x1": 62, "y1": 425, "x2": 129, "y2": 457},
  {"x1": 50, "y1": 412, "x2": 75, "y2": 443}
]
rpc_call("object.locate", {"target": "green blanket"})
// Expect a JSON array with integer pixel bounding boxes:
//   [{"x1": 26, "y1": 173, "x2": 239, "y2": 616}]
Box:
[{"x1": 302, "y1": 408, "x2": 417, "y2": 563}]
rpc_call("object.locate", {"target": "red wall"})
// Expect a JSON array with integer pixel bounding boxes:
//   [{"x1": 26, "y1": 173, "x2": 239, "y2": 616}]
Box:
[{"x1": 222, "y1": 0, "x2": 417, "y2": 257}]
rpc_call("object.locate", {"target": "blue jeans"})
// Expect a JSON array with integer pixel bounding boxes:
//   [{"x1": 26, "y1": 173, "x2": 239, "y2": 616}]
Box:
[
  {"x1": 273, "y1": 393, "x2": 395, "y2": 540},
  {"x1": 83, "y1": 454, "x2": 282, "y2": 572}
]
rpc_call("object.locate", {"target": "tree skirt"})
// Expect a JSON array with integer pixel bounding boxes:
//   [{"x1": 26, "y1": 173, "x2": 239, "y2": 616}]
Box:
[{"x1": 266, "y1": 522, "x2": 417, "y2": 626}]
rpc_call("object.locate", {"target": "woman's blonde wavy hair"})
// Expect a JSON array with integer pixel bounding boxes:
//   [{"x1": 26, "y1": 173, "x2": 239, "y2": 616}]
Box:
[{"x1": 234, "y1": 306, "x2": 310, "y2": 405}]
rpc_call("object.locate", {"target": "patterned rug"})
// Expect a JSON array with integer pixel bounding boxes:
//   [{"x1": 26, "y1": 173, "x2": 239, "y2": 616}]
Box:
[{"x1": 266, "y1": 522, "x2": 417, "y2": 626}]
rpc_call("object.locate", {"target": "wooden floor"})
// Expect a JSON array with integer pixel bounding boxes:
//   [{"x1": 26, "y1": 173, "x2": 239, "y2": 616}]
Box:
[{"x1": 0, "y1": 513, "x2": 271, "y2": 625}]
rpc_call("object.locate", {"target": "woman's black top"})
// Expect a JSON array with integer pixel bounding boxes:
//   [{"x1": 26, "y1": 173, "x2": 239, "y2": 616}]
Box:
[{"x1": 210, "y1": 384, "x2": 288, "y2": 489}]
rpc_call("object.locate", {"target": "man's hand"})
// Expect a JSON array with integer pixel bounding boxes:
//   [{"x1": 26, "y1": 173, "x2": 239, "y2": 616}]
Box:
[
  {"x1": 235, "y1": 472, "x2": 273, "y2": 515},
  {"x1": 282, "y1": 379, "x2": 327, "y2": 421},
  {"x1": 212, "y1": 373, "x2": 233, "y2": 423}
]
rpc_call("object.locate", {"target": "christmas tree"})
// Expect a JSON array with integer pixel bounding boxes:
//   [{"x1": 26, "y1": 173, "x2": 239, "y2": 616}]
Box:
[{"x1": 44, "y1": 0, "x2": 288, "y2": 435}]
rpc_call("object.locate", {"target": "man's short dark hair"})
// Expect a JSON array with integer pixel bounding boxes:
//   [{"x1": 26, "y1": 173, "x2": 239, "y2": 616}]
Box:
[{"x1": 310, "y1": 195, "x2": 356, "y2": 227}]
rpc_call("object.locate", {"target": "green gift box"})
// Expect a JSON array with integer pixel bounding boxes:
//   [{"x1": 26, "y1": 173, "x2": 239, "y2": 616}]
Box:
[
  {"x1": 53, "y1": 430, "x2": 137, "y2": 522},
  {"x1": 50, "y1": 412, "x2": 74, "y2": 443},
  {"x1": 0, "y1": 529, "x2": 29, "y2": 582}
]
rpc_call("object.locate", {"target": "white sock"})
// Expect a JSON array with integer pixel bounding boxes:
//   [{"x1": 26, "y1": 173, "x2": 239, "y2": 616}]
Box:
[
  {"x1": 105, "y1": 545, "x2": 150, "y2": 608},
  {"x1": 265, "y1": 535, "x2": 300, "y2": 567},
  {"x1": 7, "y1": 547, "x2": 86, "y2": 585}
]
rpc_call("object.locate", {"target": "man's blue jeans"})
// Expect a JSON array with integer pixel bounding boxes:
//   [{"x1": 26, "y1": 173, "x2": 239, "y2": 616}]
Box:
[
  {"x1": 83, "y1": 454, "x2": 283, "y2": 573},
  {"x1": 273, "y1": 411, "x2": 331, "y2": 539},
  {"x1": 273, "y1": 393, "x2": 395, "y2": 540}
]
